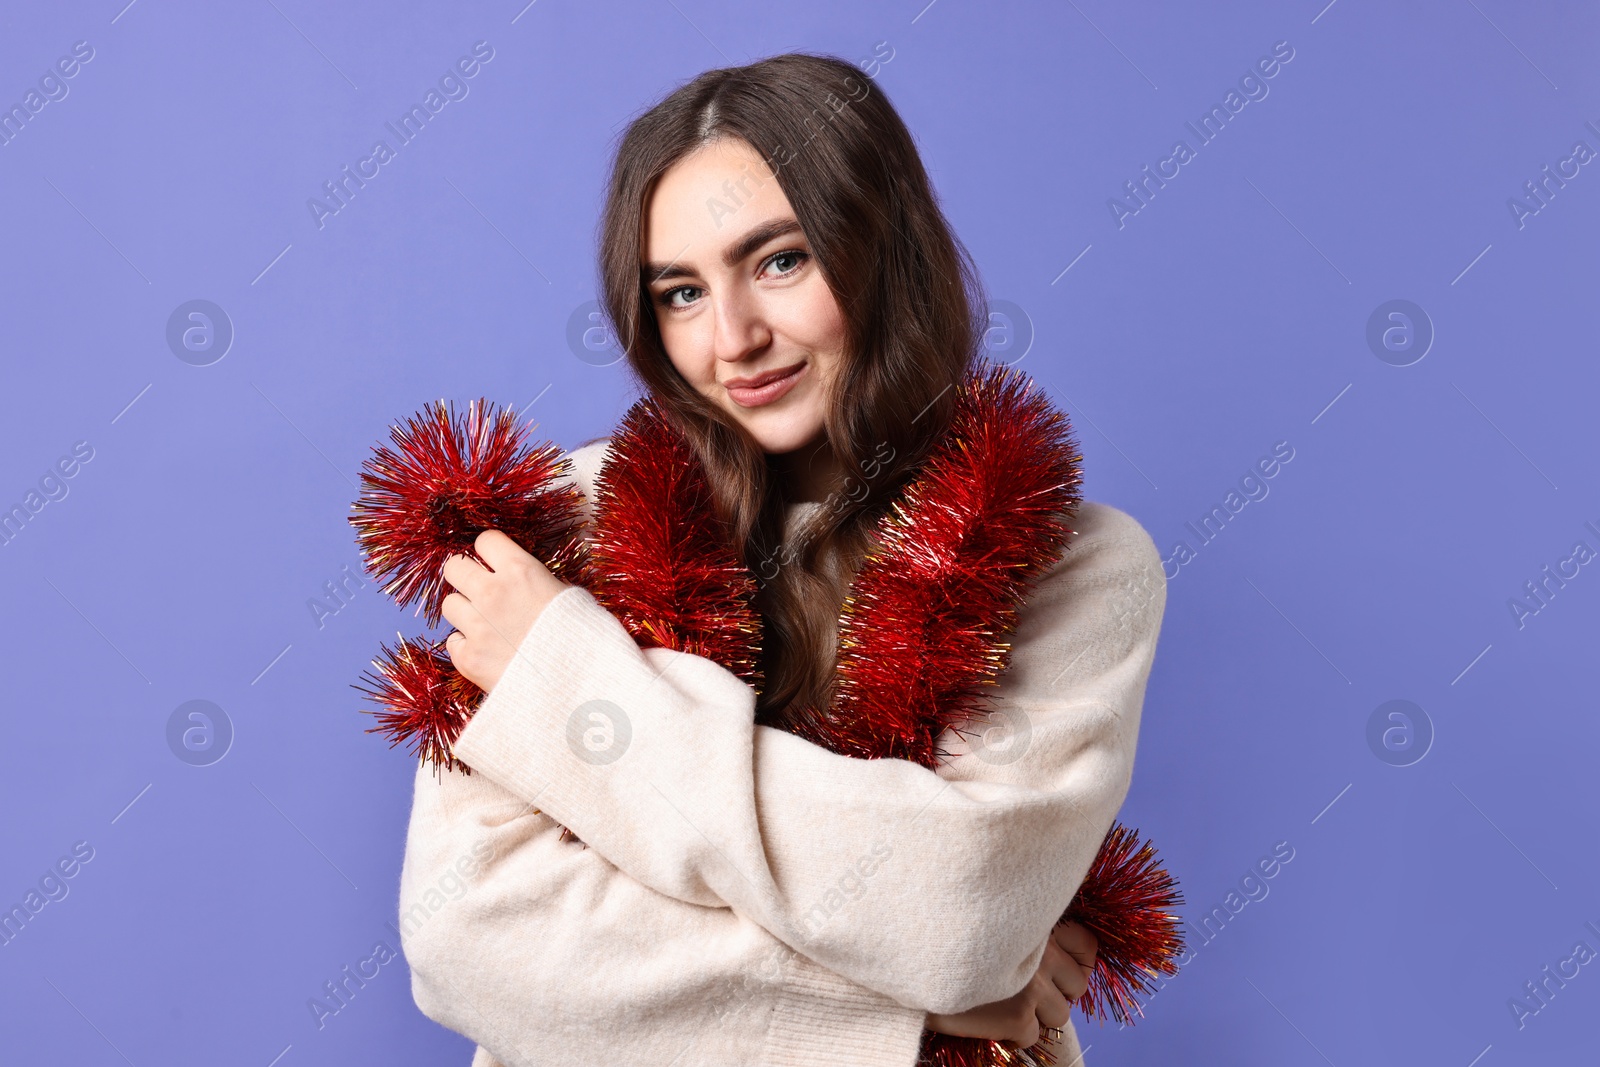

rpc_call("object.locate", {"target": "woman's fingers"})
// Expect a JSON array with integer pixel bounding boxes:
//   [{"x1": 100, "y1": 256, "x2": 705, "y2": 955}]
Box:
[
  {"x1": 1056, "y1": 956, "x2": 1090, "y2": 1002},
  {"x1": 1044, "y1": 935, "x2": 1090, "y2": 1002},
  {"x1": 440, "y1": 591, "x2": 479, "y2": 633},
  {"x1": 472, "y1": 528, "x2": 533, "y2": 571},
  {"x1": 923, "y1": 931, "x2": 1092, "y2": 1047},
  {"x1": 1053, "y1": 919, "x2": 1099, "y2": 972},
  {"x1": 441, "y1": 550, "x2": 489, "y2": 598},
  {"x1": 926, "y1": 976, "x2": 1053, "y2": 1046},
  {"x1": 1031, "y1": 968, "x2": 1074, "y2": 1029},
  {"x1": 924, "y1": 1005, "x2": 1031, "y2": 1046}
]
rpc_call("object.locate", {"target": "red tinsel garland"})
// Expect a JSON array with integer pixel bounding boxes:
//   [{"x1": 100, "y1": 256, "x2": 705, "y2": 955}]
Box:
[
  {"x1": 349, "y1": 398, "x2": 589, "y2": 627},
  {"x1": 353, "y1": 633, "x2": 481, "y2": 775},
  {"x1": 1061, "y1": 824, "x2": 1186, "y2": 1024},
  {"x1": 584, "y1": 400, "x2": 765, "y2": 686},
  {"x1": 349, "y1": 363, "x2": 1183, "y2": 1063},
  {"x1": 773, "y1": 362, "x2": 1082, "y2": 769}
]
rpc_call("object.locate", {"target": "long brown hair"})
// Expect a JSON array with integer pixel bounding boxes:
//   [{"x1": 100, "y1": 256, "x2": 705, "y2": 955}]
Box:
[{"x1": 596, "y1": 52, "x2": 987, "y2": 725}]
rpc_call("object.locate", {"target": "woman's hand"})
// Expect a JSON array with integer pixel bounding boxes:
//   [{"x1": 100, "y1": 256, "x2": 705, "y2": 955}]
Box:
[
  {"x1": 440, "y1": 529, "x2": 570, "y2": 692},
  {"x1": 923, "y1": 920, "x2": 1098, "y2": 1048}
]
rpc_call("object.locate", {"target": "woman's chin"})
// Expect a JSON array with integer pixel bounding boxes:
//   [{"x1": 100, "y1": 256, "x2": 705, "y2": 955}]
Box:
[{"x1": 729, "y1": 412, "x2": 826, "y2": 457}]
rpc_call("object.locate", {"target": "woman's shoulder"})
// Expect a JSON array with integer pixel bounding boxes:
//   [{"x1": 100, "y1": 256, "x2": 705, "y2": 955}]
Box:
[
  {"x1": 1026, "y1": 500, "x2": 1166, "y2": 632},
  {"x1": 1000, "y1": 500, "x2": 1167, "y2": 695},
  {"x1": 1058, "y1": 500, "x2": 1162, "y2": 573}
]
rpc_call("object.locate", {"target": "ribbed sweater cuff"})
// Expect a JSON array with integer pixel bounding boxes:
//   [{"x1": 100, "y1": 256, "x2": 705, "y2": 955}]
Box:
[{"x1": 764, "y1": 950, "x2": 929, "y2": 1067}]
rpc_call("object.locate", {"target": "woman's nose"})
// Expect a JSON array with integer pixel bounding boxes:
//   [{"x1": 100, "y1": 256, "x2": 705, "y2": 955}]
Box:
[{"x1": 711, "y1": 288, "x2": 770, "y2": 363}]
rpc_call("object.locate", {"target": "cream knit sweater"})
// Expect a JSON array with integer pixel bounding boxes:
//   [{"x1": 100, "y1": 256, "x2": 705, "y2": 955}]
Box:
[{"x1": 397, "y1": 436, "x2": 1167, "y2": 1066}]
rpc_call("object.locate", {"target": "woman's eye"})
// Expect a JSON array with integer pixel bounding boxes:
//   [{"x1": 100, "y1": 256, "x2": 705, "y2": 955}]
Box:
[
  {"x1": 763, "y1": 250, "x2": 807, "y2": 277},
  {"x1": 660, "y1": 286, "x2": 702, "y2": 309}
]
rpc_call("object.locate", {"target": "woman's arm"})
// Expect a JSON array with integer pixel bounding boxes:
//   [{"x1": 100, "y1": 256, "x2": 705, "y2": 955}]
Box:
[
  {"x1": 450, "y1": 445, "x2": 1167, "y2": 1015},
  {"x1": 399, "y1": 755, "x2": 929, "y2": 1066}
]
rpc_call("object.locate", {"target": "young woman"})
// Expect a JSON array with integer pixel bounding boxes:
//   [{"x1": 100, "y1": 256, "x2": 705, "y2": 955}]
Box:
[{"x1": 399, "y1": 53, "x2": 1165, "y2": 1066}]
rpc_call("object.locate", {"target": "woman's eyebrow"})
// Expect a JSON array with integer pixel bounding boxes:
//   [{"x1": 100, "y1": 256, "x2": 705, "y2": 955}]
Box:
[{"x1": 644, "y1": 218, "x2": 804, "y2": 282}]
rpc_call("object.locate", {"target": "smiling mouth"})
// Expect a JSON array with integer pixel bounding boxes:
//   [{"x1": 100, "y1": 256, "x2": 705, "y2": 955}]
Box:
[{"x1": 724, "y1": 362, "x2": 807, "y2": 408}]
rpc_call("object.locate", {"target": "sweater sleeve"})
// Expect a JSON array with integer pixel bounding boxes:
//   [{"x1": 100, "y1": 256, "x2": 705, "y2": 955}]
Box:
[
  {"x1": 398, "y1": 756, "x2": 929, "y2": 1067},
  {"x1": 450, "y1": 440, "x2": 1167, "y2": 1015}
]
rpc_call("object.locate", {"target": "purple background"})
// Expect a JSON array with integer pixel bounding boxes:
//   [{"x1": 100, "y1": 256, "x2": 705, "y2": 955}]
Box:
[{"x1": 2, "y1": 1, "x2": 1596, "y2": 1063}]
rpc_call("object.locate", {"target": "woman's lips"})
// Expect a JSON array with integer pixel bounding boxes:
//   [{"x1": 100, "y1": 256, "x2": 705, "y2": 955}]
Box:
[{"x1": 725, "y1": 362, "x2": 806, "y2": 408}]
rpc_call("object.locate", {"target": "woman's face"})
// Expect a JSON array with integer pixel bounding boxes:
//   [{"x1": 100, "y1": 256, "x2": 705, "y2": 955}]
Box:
[{"x1": 643, "y1": 137, "x2": 845, "y2": 456}]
